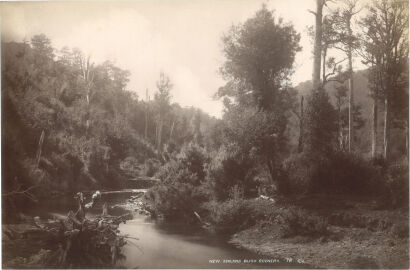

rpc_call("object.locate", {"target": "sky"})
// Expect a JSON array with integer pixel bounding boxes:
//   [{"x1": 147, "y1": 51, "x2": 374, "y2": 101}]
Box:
[{"x1": 0, "y1": 0, "x2": 364, "y2": 118}]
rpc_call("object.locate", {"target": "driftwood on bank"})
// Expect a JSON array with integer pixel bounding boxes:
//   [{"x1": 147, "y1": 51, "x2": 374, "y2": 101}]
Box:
[{"x1": 3, "y1": 191, "x2": 134, "y2": 269}]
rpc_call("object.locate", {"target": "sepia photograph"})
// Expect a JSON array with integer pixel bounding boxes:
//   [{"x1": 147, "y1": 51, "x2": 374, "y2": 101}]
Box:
[{"x1": 1, "y1": 0, "x2": 409, "y2": 269}]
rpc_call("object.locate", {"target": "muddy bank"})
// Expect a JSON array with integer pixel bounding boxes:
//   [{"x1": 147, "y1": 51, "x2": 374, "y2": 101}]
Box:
[{"x1": 230, "y1": 207, "x2": 409, "y2": 269}]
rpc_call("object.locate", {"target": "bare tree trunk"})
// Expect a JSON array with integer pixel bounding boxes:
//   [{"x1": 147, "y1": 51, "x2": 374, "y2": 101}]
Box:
[
  {"x1": 36, "y1": 130, "x2": 45, "y2": 168},
  {"x1": 312, "y1": 0, "x2": 324, "y2": 90},
  {"x1": 347, "y1": 16, "x2": 354, "y2": 153},
  {"x1": 145, "y1": 89, "x2": 149, "y2": 140},
  {"x1": 102, "y1": 203, "x2": 108, "y2": 216},
  {"x1": 155, "y1": 123, "x2": 158, "y2": 149},
  {"x1": 371, "y1": 97, "x2": 378, "y2": 158},
  {"x1": 85, "y1": 92, "x2": 90, "y2": 137},
  {"x1": 157, "y1": 119, "x2": 163, "y2": 152},
  {"x1": 298, "y1": 96, "x2": 304, "y2": 153},
  {"x1": 83, "y1": 56, "x2": 93, "y2": 137},
  {"x1": 322, "y1": 48, "x2": 327, "y2": 83},
  {"x1": 337, "y1": 100, "x2": 343, "y2": 151},
  {"x1": 348, "y1": 77, "x2": 354, "y2": 152},
  {"x1": 169, "y1": 120, "x2": 175, "y2": 142},
  {"x1": 406, "y1": 119, "x2": 409, "y2": 159},
  {"x1": 383, "y1": 96, "x2": 390, "y2": 161}
]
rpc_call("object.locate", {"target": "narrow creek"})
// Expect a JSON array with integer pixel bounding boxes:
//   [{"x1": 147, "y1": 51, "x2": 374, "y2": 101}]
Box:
[{"x1": 27, "y1": 189, "x2": 298, "y2": 269}]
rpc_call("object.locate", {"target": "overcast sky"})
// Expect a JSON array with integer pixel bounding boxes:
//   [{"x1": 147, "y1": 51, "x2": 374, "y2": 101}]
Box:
[{"x1": 1, "y1": 0, "x2": 365, "y2": 117}]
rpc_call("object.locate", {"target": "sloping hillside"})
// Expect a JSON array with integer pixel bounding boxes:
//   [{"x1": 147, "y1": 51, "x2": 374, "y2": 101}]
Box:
[{"x1": 294, "y1": 69, "x2": 405, "y2": 157}]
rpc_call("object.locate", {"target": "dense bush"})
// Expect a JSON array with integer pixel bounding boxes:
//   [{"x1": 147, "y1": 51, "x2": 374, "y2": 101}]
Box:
[
  {"x1": 142, "y1": 158, "x2": 161, "y2": 177},
  {"x1": 203, "y1": 191, "x2": 256, "y2": 234},
  {"x1": 284, "y1": 151, "x2": 383, "y2": 196},
  {"x1": 144, "y1": 143, "x2": 209, "y2": 221},
  {"x1": 145, "y1": 177, "x2": 208, "y2": 221},
  {"x1": 2, "y1": 39, "x2": 221, "y2": 216},
  {"x1": 205, "y1": 146, "x2": 259, "y2": 201},
  {"x1": 383, "y1": 160, "x2": 409, "y2": 208},
  {"x1": 390, "y1": 221, "x2": 409, "y2": 239}
]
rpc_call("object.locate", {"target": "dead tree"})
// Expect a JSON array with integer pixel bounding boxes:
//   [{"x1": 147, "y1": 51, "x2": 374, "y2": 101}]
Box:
[{"x1": 310, "y1": 0, "x2": 326, "y2": 90}]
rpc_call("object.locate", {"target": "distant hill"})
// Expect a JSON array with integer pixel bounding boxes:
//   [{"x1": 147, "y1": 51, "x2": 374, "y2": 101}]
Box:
[
  {"x1": 294, "y1": 69, "x2": 375, "y2": 155},
  {"x1": 294, "y1": 69, "x2": 407, "y2": 158},
  {"x1": 295, "y1": 69, "x2": 372, "y2": 117}
]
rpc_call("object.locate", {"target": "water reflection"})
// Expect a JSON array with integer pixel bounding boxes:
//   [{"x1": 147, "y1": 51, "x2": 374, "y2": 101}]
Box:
[{"x1": 26, "y1": 190, "x2": 302, "y2": 269}]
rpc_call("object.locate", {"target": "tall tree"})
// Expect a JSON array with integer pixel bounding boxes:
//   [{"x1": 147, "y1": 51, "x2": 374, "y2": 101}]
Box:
[
  {"x1": 154, "y1": 72, "x2": 172, "y2": 152},
  {"x1": 310, "y1": 0, "x2": 326, "y2": 89},
  {"x1": 145, "y1": 89, "x2": 150, "y2": 140},
  {"x1": 192, "y1": 109, "x2": 203, "y2": 145},
  {"x1": 306, "y1": 0, "x2": 339, "y2": 156},
  {"x1": 218, "y1": 4, "x2": 301, "y2": 191},
  {"x1": 359, "y1": 0, "x2": 409, "y2": 160},
  {"x1": 218, "y1": 4, "x2": 301, "y2": 111},
  {"x1": 328, "y1": 0, "x2": 361, "y2": 152}
]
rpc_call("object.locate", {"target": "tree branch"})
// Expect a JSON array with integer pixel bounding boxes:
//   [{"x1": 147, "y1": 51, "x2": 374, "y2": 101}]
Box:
[
  {"x1": 308, "y1": 9, "x2": 317, "y2": 16},
  {"x1": 324, "y1": 57, "x2": 348, "y2": 81},
  {"x1": 2, "y1": 185, "x2": 39, "y2": 202}
]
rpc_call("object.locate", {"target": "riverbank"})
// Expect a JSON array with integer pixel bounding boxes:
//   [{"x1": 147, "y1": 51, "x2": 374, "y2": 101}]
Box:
[{"x1": 229, "y1": 197, "x2": 409, "y2": 269}]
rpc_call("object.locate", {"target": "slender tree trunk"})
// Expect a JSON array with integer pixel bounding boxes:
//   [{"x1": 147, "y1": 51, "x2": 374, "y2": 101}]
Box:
[
  {"x1": 312, "y1": 0, "x2": 324, "y2": 90},
  {"x1": 347, "y1": 17, "x2": 354, "y2": 153},
  {"x1": 169, "y1": 120, "x2": 175, "y2": 142},
  {"x1": 157, "y1": 118, "x2": 163, "y2": 152},
  {"x1": 405, "y1": 120, "x2": 408, "y2": 159},
  {"x1": 155, "y1": 123, "x2": 158, "y2": 149},
  {"x1": 85, "y1": 92, "x2": 90, "y2": 137},
  {"x1": 372, "y1": 97, "x2": 378, "y2": 158},
  {"x1": 322, "y1": 48, "x2": 327, "y2": 83},
  {"x1": 36, "y1": 130, "x2": 45, "y2": 168},
  {"x1": 383, "y1": 96, "x2": 390, "y2": 161},
  {"x1": 83, "y1": 56, "x2": 93, "y2": 137},
  {"x1": 348, "y1": 77, "x2": 354, "y2": 152},
  {"x1": 337, "y1": 100, "x2": 343, "y2": 150},
  {"x1": 145, "y1": 89, "x2": 149, "y2": 140},
  {"x1": 298, "y1": 96, "x2": 304, "y2": 153}
]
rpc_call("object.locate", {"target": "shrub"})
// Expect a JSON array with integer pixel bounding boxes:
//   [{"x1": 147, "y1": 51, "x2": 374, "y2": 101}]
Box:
[
  {"x1": 390, "y1": 222, "x2": 409, "y2": 239},
  {"x1": 144, "y1": 143, "x2": 209, "y2": 222},
  {"x1": 156, "y1": 143, "x2": 208, "y2": 183},
  {"x1": 384, "y1": 161, "x2": 409, "y2": 208},
  {"x1": 284, "y1": 151, "x2": 383, "y2": 196},
  {"x1": 276, "y1": 208, "x2": 329, "y2": 238},
  {"x1": 145, "y1": 177, "x2": 208, "y2": 221},
  {"x1": 203, "y1": 197, "x2": 255, "y2": 234},
  {"x1": 205, "y1": 146, "x2": 259, "y2": 201},
  {"x1": 143, "y1": 158, "x2": 161, "y2": 177}
]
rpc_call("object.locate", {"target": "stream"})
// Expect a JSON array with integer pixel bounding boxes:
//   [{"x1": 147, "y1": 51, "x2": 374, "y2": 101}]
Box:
[{"x1": 27, "y1": 189, "x2": 296, "y2": 269}]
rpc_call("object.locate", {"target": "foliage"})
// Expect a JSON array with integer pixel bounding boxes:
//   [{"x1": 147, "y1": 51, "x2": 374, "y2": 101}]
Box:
[
  {"x1": 304, "y1": 88, "x2": 338, "y2": 155},
  {"x1": 144, "y1": 143, "x2": 210, "y2": 221},
  {"x1": 276, "y1": 208, "x2": 329, "y2": 238},
  {"x1": 284, "y1": 151, "x2": 383, "y2": 195},
  {"x1": 3, "y1": 195, "x2": 133, "y2": 269},
  {"x1": 154, "y1": 72, "x2": 173, "y2": 151},
  {"x1": 381, "y1": 159, "x2": 409, "y2": 208},
  {"x1": 2, "y1": 36, "x2": 220, "y2": 218},
  {"x1": 219, "y1": 4, "x2": 301, "y2": 111},
  {"x1": 390, "y1": 221, "x2": 409, "y2": 239},
  {"x1": 205, "y1": 145, "x2": 259, "y2": 201},
  {"x1": 142, "y1": 158, "x2": 161, "y2": 177},
  {"x1": 215, "y1": 4, "x2": 300, "y2": 195},
  {"x1": 217, "y1": 105, "x2": 292, "y2": 195},
  {"x1": 203, "y1": 197, "x2": 255, "y2": 234},
  {"x1": 359, "y1": 0, "x2": 409, "y2": 160}
]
